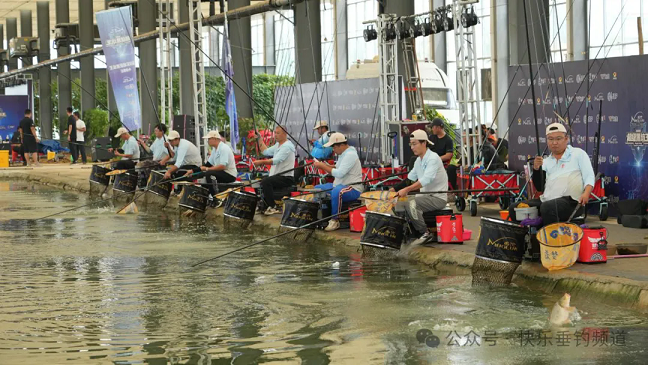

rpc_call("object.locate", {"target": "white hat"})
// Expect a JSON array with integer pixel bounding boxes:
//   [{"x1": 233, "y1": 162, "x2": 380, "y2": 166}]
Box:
[
  {"x1": 203, "y1": 130, "x2": 222, "y2": 139},
  {"x1": 114, "y1": 127, "x2": 129, "y2": 138},
  {"x1": 167, "y1": 130, "x2": 181, "y2": 140},
  {"x1": 409, "y1": 129, "x2": 434, "y2": 146},
  {"x1": 546, "y1": 122, "x2": 567, "y2": 135},
  {"x1": 323, "y1": 132, "x2": 348, "y2": 147},
  {"x1": 313, "y1": 121, "x2": 328, "y2": 130}
]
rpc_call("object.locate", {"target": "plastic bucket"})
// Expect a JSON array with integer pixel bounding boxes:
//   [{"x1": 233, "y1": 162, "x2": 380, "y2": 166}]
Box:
[
  {"x1": 514, "y1": 206, "x2": 538, "y2": 220},
  {"x1": 578, "y1": 227, "x2": 608, "y2": 263},
  {"x1": 499, "y1": 210, "x2": 510, "y2": 221},
  {"x1": 350, "y1": 206, "x2": 368, "y2": 232},
  {"x1": 436, "y1": 213, "x2": 464, "y2": 243},
  {"x1": 0, "y1": 150, "x2": 8, "y2": 168},
  {"x1": 536, "y1": 223, "x2": 584, "y2": 271}
]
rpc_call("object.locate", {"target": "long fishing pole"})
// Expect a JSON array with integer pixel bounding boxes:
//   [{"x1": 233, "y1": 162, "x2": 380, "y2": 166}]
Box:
[
  {"x1": 522, "y1": 0, "x2": 541, "y2": 156},
  {"x1": 191, "y1": 204, "x2": 365, "y2": 268},
  {"x1": 115, "y1": 170, "x2": 204, "y2": 213},
  {"x1": 287, "y1": 170, "x2": 409, "y2": 199}
]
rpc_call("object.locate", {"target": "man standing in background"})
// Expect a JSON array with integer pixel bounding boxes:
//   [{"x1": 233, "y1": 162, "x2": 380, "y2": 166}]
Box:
[
  {"x1": 18, "y1": 109, "x2": 40, "y2": 167},
  {"x1": 65, "y1": 107, "x2": 77, "y2": 163},
  {"x1": 73, "y1": 112, "x2": 87, "y2": 164}
]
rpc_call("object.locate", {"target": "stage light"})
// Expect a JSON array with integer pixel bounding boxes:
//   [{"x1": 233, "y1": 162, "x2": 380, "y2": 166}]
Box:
[
  {"x1": 382, "y1": 22, "x2": 397, "y2": 41},
  {"x1": 442, "y1": 9, "x2": 454, "y2": 32},
  {"x1": 410, "y1": 19, "x2": 423, "y2": 38},
  {"x1": 418, "y1": 17, "x2": 432, "y2": 37},
  {"x1": 461, "y1": 6, "x2": 479, "y2": 28},
  {"x1": 363, "y1": 25, "x2": 377, "y2": 42},
  {"x1": 432, "y1": 12, "x2": 444, "y2": 34},
  {"x1": 396, "y1": 19, "x2": 414, "y2": 40}
]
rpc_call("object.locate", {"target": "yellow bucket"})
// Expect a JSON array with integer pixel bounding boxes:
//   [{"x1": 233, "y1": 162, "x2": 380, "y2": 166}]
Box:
[
  {"x1": 47, "y1": 151, "x2": 56, "y2": 160},
  {"x1": 0, "y1": 150, "x2": 9, "y2": 168},
  {"x1": 536, "y1": 223, "x2": 584, "y2": 271}
]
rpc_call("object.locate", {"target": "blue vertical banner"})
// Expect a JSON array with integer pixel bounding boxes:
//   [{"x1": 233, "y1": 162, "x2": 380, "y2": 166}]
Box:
[
  {"x1": 222, "y1": 26, "x2": 239, "y2": 151},
  {"x1": 96, "y1": 7, "x2": 141, "y2": 132}
]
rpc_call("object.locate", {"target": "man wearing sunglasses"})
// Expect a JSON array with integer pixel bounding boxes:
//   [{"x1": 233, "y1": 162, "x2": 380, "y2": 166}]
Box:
[{"x1": 509, "y1": 123, "x2": 594, "y2": 224}]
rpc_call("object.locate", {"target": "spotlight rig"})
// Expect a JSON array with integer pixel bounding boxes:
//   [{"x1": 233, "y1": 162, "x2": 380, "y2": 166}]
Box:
[
  {"x1": 461, "y1": 6, "x2": 479, "y2": 28},
  {"x1": 363, "y1": 25, "x2": 377, "y2": 42}
]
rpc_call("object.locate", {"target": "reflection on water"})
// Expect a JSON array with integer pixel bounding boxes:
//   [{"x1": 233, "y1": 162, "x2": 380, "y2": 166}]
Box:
[{"x1": 0, "y1": 181, "x2": 647, "y2": 364}]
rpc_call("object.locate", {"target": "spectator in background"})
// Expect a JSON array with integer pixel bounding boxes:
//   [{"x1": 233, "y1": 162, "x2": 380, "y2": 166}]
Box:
[
  {"x1": 18, "y1": 109, "x2": 40, "y2": 167},
  {"x1": 65, "y1": 107, "x2": 77, "y2": 163},
  {"x1": 72, "y1": 111, "x2": 87, "y2": 164},
  {"x1": 488, "y1": 126, "x2": 509, "y2": 163},
  {"x1": 428, "y1": 118, "x2": 457, "y2": 189}
]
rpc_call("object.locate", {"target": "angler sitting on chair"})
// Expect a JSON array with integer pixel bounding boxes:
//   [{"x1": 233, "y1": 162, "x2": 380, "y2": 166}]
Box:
[
  {"x1": 137, "y1": 123, "x2": 170, "y2": 165},
  {"x1": 313, "y1": 133, "x2": 364, "y2": 231},
  {"x1": 309, "y1": 121, "x2": 333, "y2": 160},
  {"x1": 109, "y1": 127, "x2": 140, "y2": 170},
  {"x1": 392, "y1": 130, "x2": 449, "y2": 245},
  {"x1": 253, "y1": 125, "x2": 297, "y2": 215},
  {"x1": 160, "y1": 130, "x2": 203, "y2": 180},
  {"x1": 509, "y1": 123, "x2": 594, "y2": 225},
  {"x1": 189, "y1": 130, "x2": 237, "y2": 207}
]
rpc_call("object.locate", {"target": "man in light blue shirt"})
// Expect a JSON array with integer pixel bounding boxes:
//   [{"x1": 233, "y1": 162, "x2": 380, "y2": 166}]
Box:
[
  {"x1": 310, "y1": 121, "x2": 333, "y2": 159},
  {"x1": 393, "y1": 129, "x2": 448, "y2": 245},
  {"x1": 313, "y1": 132, "x2": 364, "y2": 231},
  {"x1": 138, "y1": 123, "x2": 170, "y2": 164},
  {"x1": 110, "y1": 127, "x2": 141, "y2": 170},
  {"x1": 254, "y1": 125, "x2": 297, "y2": 215},
  {"x1": 509, "y1": 123, "x2": 595, "y2": 224},
  {"x1": 162, "y1": 130, "x2": 203, "y2": 180}
]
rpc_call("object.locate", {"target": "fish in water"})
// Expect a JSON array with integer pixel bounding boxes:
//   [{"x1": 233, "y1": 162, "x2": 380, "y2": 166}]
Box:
[{"x1": 549, "y1": 293, "x2": 578, "y2": 326}]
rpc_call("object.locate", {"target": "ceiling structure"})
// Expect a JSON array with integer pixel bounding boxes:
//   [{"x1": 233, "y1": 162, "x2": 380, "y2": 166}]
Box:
[{"x1": 0, "y1": 1, "x2": 264, "y2": 41}]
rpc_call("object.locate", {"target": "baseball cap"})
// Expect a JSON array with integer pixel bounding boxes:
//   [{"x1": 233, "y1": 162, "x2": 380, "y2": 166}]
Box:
[
  {"x1": 114, "y1": 127, "x2": 129, "y2": 138},
  {"x1": 546, "y1": 122, "x2": 567, "y2": 135},
  {"x1": 323, "y1": 132, "x2": 348, "y2": 147},
  {"x1": 167, "y1": 130, "x2": 181, "y2": 140},
  {"x1": 313, "y1": 121, "x2": 328, "y2": 130},
  {"x1": 410, "y1": 129, "x2": 434, "y2": 145},
  {"x1": 203, "y1": 130, "x2": 222, "y2": 139},
  {"x1": 430, "y1": 118, "x2": 444, "y2": 127}
]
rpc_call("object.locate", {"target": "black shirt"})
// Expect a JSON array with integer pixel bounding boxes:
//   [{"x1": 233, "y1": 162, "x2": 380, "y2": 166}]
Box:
[
  {"x1": 19, "y1": 117, "x2": 35, "y2": 141},
  {"x1": 430, "y1": 133, "x2": 454, "y2": 161},
  {"x1": 68, "y1": 115, "x2": 77, "y2": 142},
  {"x1": 495, "y1": 138, "x2": 509, "y2": 162}
]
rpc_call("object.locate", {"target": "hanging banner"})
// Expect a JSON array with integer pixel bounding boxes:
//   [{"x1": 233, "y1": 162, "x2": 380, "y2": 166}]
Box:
[
  {"x1": 96, "y1": 7, "x2": 141, "y2": 131},
  {"x1": 507, "y1": 55, "x2": 648, "y2": 211}
]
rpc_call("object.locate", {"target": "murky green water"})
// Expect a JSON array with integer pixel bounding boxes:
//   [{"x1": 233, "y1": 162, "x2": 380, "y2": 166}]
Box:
[{"x1": 0, "y1": 181, "x2": 647, "y2": 364}]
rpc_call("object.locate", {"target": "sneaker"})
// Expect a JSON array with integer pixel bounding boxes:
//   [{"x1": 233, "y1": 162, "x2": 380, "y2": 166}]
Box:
[
  {"x1": 264, "y1": 206, "x2": 281, "y2": 215},
  {"x1": 210, "y1": 198, "x2": 223, "y2": 208},
  {"x1": 411, "y1": 231, "x2": 432, "y2": 246},
  {"x1": 324, "y1": 219, "x2": 340, "y2": 231}
]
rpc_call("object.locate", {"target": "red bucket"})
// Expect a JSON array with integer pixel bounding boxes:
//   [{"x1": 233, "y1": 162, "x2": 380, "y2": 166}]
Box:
[
  {"x1": 244, "y1": 187, "x2": 256, "y2": 194},
  {"x1": 350, "y1": 206, "x2": 368, "y2": 232},
  {"x1": 578, "y1": 227, "x2": 608, "y2": 263},
  {"x1": 436, "y1": 213, "x2": 464, "y2": 244}
]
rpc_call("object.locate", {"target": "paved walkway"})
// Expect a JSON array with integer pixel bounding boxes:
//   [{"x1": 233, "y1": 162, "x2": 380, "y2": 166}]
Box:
[{"x1": 2, "y1": 163, "x2": 648, "y2": 310}]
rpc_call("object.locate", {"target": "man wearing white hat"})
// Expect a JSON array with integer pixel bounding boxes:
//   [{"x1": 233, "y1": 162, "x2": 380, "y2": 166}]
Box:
[
  {"x1": 508, "y1": 122, "x2": 595, "y2": 225},
  {"x1": 109, "y1": 127, "x2": 141, "y2": 170},
  {"x1": 393, "y1": 129, "x2": 448, "y2": 245},
  {"x1": 313, "y1": 132, "x2": 364, "y2": 231},
  {"x1": 161, "y1": 130, "x2": 203, "y2": 180},
  {"x1": 310, "y1": 121, "x2": 332, "y2": 160},
  {"x1": 188, "y1": 130, "x2": 237, "y2": 205},
  {"x1": 253, "y1": 125, "x2": 297, "y2": 215}
]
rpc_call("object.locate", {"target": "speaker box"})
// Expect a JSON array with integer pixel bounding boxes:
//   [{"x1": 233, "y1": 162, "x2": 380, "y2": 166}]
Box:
[
  {"x1": 173, "y1": 114, "x2": 196, "y2": 141},
  {"x1": 91, "y1": 137, "x2": 113, "y2": 162}
]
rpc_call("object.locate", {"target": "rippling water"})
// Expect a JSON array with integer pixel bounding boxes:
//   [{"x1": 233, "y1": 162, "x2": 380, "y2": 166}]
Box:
[{"x1": 0, "y1": 181, "x2": 647, "y2": 364}]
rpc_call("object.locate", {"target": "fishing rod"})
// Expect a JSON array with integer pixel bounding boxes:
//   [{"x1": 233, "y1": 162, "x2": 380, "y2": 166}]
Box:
[
  {"x1": 145, "y1": 0, "x2": 313, "y2": 159},
  {"x1": 191, "y1": 204, "x2": 366, "y2": 268},
  {"x1": 183, "y1": 161, "x2": 314, "y2": 190},
  {"x1": 36, "y1": 171, "x2": 202, "y2": 220},
  {"x1": 522, "y1": 0, "x2": 541, "y2": 156},
  {"x1": 287, "y1": 170, "x2": 409, "y2": 199}
]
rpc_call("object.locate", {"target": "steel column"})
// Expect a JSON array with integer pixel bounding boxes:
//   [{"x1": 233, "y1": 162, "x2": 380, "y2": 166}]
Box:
[
  {"x1": 6, "y1": 18, "x2": 18, "y2": 70},
  {"x1": 20, "y1": 10, "x2": 33, "y2": 66},
  {"x1": 138, "y1": 0, "x2": 158, "y2": 135},
  {"x1": 79, "y1": 0, "x2": 95, "y2": 115},
  {"x1": 37, "y1": 2, "x2": 52, "y2": 139},
  {"x1": 56, "y1": 0, "x2": 71, "y2": 142},
  {"x1": 178, "y1": 0, "x2": 194, "y2": 115},
  {"x1": 294, "y1": 0, "x2": 321, "y2": 83},
  {"x1": 229, "y1": 0, "x2": 253, "y2": 119}
]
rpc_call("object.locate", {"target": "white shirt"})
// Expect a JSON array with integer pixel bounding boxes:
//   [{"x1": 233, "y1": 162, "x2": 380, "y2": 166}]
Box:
[
  {"x1": 332, "y1": 146, "x2": 364, "y2": 192},
  {"x1": 408, "y1": 149, "x2": 448, "y2": 202},
  {"x1": 122, "y1": 135, "x2": 140, "y2": 160},
  {"x1": 262, "y1": 140, "x2": 296, "y2": 177},
  {"x1": 541, "y1": 145, "x2": 595, "y2": 202},
  {"x1": 150, "y1": 138, "x2": 169, "y2": 161},
  {"x1": 75, "y1": 119, "x2": 86, "y2": 142},
  {"x1": 173, "y1": 139, "x2": 202, "y2": 167},
  {"x1": 207, "y1": 142, "x2": 237, "y2": 178}
]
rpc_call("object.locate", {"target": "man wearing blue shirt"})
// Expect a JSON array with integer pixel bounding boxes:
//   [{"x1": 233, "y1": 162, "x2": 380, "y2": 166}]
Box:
[
  {"x1": 162, "y1": 130, "x2": 203, "y2": 180},
  {"x1": 110, "y1": 127, "x2": 141, "y2": 170},
  {"x1": 310, "y1": 121, "x2": 333, "y2": 160},
  {"x1": 313, "y1": 133, "x2": 364, "y2": 231},
  {"x1": 254, "y1": 126, "x2": 296, "y2": 215},
  {"x1": 509, "y1": 123, "x2": 595, "y2": 224},
  {"x1": 138, "y1": 123, "x2": 171, "y2": 165},
  {"x1": 394, "y1": 129, "x2": 448, "y2": 245}
]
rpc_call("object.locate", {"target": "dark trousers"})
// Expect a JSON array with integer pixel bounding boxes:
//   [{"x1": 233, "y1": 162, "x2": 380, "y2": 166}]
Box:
[
  {"x1": 171, "y1": 165, "x2": 200, "y2": 180},
  {"x1": 193, "y1": 167, "x2": 237, "y2": 195},
  {"x1": 261, "y1": 175, "x2": 294, "y2": 208},
  {"x1": 509, "y1": 196, "x2": 582, "y2": 225},
  {"x1": 114, "y1": 159, "x2": 136, "y2": 170},
  {"x1": 73, "y1": 144, "x2": 87, "y2": 163},
  {"x1": 69, "y1": 143, "x2": 77, "y2": 162},
  {"x1": 446, "y1": 164, "x2": 457, "y2": 189}
]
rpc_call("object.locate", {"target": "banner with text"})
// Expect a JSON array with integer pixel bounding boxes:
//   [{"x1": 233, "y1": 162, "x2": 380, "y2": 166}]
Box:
[
  {"x1": 507, "y1": 55, "x2": 648, "y2": 205},
  {"x1": 96, "y1": 7, "x2": 141, "y2": 131},
  {"x1": 0, "y1": 95, "x2": 30, "y2": 140}
]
